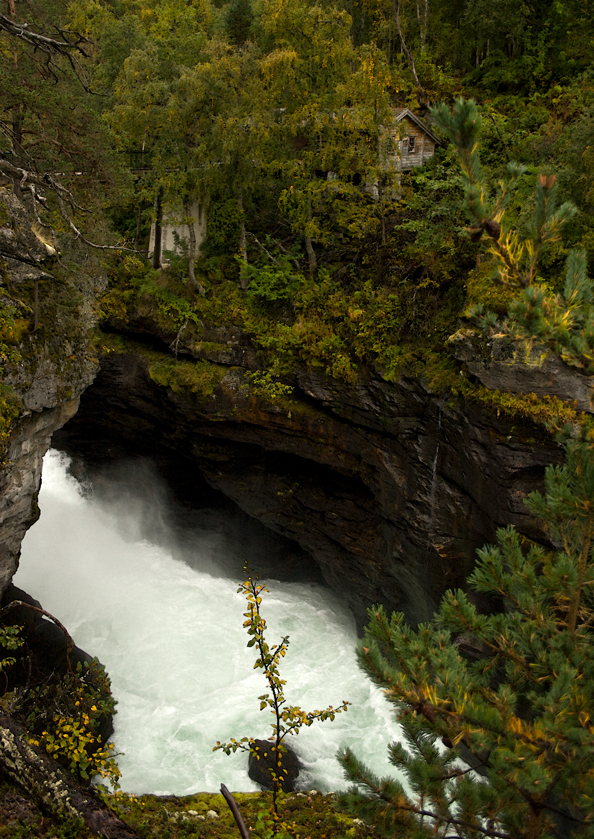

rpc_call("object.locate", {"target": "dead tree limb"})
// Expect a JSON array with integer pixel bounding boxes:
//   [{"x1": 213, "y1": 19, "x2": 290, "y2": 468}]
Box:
[
  {"x1": 0, "y1": 13, "x2": 92, "y2": 90},
  {"x1": 0, "y1": 14, "x2": 89, "y2": 57},
  {"x1": 220, "y1": 783, "x2": 250, "y2": 839},
  {"x1": 0, "y1": 600, "x2": 74, "y2": 669},
  {"x1": 0, "y1": 159, "x2": 141, "y2": 254}
]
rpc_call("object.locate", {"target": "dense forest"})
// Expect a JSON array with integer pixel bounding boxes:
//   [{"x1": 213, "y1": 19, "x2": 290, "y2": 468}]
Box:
[
  {"x1": 2, "y1": 0, "x2": 594, "y2": 391},
  {"x1": 2, "y1": 0, "x2": 594, "y2": 837}
]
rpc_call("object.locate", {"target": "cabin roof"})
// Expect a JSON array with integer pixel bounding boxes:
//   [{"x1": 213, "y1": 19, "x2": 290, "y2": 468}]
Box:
[{"x1": 393, "y1": 108, "x2": 442, "y2": 146}]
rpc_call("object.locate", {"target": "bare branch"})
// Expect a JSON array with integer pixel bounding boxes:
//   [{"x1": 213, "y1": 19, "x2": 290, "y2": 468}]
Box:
[
  {"x1": 0, "y1": 14, "x2": 89, "y2": 59},
  {"x1": 0, "y1": 14, "x2": 93, "y2": 92},
  {"x1": 0, "y1": 160, "x2": 141, "y2": 255},
  {"x1": 55, "y1": 192, "x2": 141, "y2": 254}
]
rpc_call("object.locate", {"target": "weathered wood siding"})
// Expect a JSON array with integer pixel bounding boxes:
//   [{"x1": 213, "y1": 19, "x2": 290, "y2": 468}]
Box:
[{"x1": 385, "y1": 116, "x2": 436, "y2": 172}]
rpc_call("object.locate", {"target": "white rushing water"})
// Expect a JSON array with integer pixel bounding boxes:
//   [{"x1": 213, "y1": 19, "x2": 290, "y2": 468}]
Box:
[{"x1": 15, "y1": 449, "x2": 401, "y2": 795}]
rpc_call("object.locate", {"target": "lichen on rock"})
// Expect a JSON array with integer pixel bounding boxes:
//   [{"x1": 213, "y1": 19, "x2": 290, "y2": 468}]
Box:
[{"x1": 0, "y1": 188, "x2": 105, "y2": 595}]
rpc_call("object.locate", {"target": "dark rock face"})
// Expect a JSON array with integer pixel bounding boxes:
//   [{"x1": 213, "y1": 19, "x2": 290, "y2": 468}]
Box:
[
  {"x1": 0, "y1": 399, "x2": 81, "y2": 592},
  {"x1": 448, "y1": 328, "x2": 594, "y2": 411},
  {"x1": 0, "y1": 584, "x2": 114, "y2": 747},
  {"x1": 248, "y1": 739, "x2": 301, "y2": 792},
  {"x1": 53, "y1": 351, "x2": 561, "y2": 628},
  {"x1": 0, "y1": 189, "x2": 104, "y2": 594}
]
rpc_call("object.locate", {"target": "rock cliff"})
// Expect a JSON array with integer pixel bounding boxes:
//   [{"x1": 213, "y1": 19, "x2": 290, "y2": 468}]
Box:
[
  {"x1": 0, "y1": 189, "x2": 103, "y2": 593},
  {"x1": 53, "y1": 344, "x2": 562, "y2": 628},
  {"x1": 0, "y1": 190, "x2": 579, "y2": 628}
]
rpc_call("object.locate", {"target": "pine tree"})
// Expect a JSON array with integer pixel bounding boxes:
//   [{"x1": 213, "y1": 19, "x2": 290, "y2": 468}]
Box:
[
  {"x1": 340, "y1": 435, "x2": 594, "y2": 839},
  {"x1": 432, "y1": 98, "x2": 594, "y2": 372},
  {"x1": 430, "y1": 98, "x2": 576, "y2": 291}
]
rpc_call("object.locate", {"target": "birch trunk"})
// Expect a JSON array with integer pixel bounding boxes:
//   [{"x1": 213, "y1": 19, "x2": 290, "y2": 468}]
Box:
[
  {"x1": 183, "y1": 199, "x2": 206, "y2": 295},
  {"x1": 238, "y1": 184, "x2": 248, "y2": 291},
  {"x1": 394, "y1": 0, "x2": 423, "y2": 93}
]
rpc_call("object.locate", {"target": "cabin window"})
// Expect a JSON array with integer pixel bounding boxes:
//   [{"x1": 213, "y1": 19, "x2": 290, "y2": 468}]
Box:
[{"x1": 408, "y1": 136, "x2": 416, "y2": 153}]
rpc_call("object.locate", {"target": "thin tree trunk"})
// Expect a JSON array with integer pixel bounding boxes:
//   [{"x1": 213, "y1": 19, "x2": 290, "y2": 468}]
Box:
[
  {"x1": 394, "y1": 0, "x2": 423, "y2": 92},
  {"x1": 183, "y1": 199, "x2": 205, "y2": 295},
  {"x1": 152, "y1": 189, "x2": 163, "y2": 271},
  {"x1": 238, "y1": 184, "x2": 248, "y2": 291},
  {"x1": 417, "y1": 0, "x2": 428, "y2": 52},
  {"x1": 305, "y1": 200, "x2": 316, "y2": 278},
  {"x1": 0, "y1": 710, "x2": 139, "y2": 839},
  {"x1": 134, "y1": 200, "x2": 146, "y2": 252}
]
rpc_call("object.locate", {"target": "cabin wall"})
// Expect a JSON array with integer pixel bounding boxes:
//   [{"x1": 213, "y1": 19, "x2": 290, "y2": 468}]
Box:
[{"x1": 385, "y1": 116, "x2": 436, "y2": 172}]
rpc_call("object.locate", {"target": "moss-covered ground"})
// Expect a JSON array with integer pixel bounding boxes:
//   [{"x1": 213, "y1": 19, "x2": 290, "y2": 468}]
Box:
[{"x1": 0, "y1": 779, "x2": 379, "y2": 839}]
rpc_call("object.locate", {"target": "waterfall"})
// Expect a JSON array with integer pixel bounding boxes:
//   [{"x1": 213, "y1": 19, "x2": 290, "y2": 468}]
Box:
[{"x1": 15, "y1": 449, "x2": 402, "y2": 795}]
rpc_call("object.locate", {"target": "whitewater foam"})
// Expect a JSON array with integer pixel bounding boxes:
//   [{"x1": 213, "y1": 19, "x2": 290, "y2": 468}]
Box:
[{"x1": 15, "y1": 449, "x2": 401, "y2": 795}]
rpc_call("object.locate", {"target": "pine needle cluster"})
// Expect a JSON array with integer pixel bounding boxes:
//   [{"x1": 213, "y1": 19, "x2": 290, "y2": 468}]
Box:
[
  {"x1": 340, "y1": 436, "x2": 594, "y2": 839},
  {"x1": 432, "y1": 98, "x2": 594, "y2": 372}
]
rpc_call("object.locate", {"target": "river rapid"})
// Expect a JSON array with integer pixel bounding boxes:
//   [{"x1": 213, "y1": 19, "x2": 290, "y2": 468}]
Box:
[{"x1": 15, "y1": 449, "x2": 401, "y2": 795}]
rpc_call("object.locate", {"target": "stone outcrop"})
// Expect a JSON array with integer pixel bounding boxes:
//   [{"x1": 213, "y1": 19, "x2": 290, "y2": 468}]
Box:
[
  {"x1": 248, "y1": 739, "x2": 301, "y2": 792},
  {"x1": 0, "y1": 188, "x2": 103, "y2": 593},
  {"x1": 448, "y1": 328, "x2": 594, "y2": 412},
  {"x1": 53, "y1": 348, "x2": 561, "y2": 629},
  {"x1": 0, "y1": 399, "x2": 81, "y2": 592}
]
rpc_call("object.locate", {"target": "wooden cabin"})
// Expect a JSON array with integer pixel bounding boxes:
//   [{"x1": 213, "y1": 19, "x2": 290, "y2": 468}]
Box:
[
  {"x1": 148, "y1": 110, "x2": 439, "y2": 260},
  {"x1": 384, "y1": 108, "x2": 441, "y2": 172}
]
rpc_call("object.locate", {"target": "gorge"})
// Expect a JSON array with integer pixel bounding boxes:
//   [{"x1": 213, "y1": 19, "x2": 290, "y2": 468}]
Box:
[
  {"x1": 3, "y1": 0, "x2": 594, "y2": 831},
  {"x1": 15, "y1": 448, "x2": 401, "y2": 794},
  {"x1": 0, "y1": 186, "x2": 574, "y2": 805}
]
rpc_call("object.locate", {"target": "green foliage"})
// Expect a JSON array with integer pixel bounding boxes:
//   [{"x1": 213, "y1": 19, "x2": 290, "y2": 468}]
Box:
[
  {"x1": 24, "y1": 659, "x2": 120, "y2": 789},
  {"x1": 0, "y1": 625, "x2": 22, "y2": 674},
  {"x1": 100, "y1": 254, "x2": 202, "y2": 334},
  {"x1": 215, "y1": 570, "x2": 349, "y2": 827},
  {"x1": 105, "y1": 788, "x2": 378, "y2": 839},
  {"x1": 246, "y1": 371, "x2": 293, "y2": 402},
  {"x1": 507, "y1": 249, "x2": 594, "y2": 371},
  {"x1": 340, "y1": 435, "x2": 594, "y2": 838},
  {"x1": 148, "y1": 358, "x2": 226, "y2": 399},
  {"x1": 245, "y1": 259, "x2": 304, "y2": 304},
  {"x1": 434, "y1": 97, "x2": 594, "y2": 375},
  {"x1": 431, "y1": 98, "x2": 576, "y2": 291},
  {"x1": 0, "y1": 385, "x2": 20, "y2": 465},
  {"x1": 225, "y1": 0, "x2": 253, "y2": 46},
  {"x1": 0, "y1": 300, "x2": 27, "y2": 369},
  {"x1": 137, "y1": 279, "x2": 201, "y2": 331}
]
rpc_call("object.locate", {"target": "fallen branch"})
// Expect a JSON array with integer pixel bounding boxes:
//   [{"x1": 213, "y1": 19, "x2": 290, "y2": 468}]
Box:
[
  {"x1": 0, "y1": 600, "x2": 74, "y2": 670},
  {"x1": 220, "y1": 783, "x2": 250, "y2": 839}
]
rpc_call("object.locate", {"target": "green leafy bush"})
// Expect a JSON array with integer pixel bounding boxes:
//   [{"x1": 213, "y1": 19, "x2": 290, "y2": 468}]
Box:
[{"x1": 25, "y1": 659, "x2": 120, "y2": 789}]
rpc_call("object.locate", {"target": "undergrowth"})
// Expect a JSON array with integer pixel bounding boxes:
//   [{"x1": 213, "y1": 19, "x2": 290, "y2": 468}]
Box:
[{"x1": 0, "y1": 784, "x2": 380, "y2": 839}]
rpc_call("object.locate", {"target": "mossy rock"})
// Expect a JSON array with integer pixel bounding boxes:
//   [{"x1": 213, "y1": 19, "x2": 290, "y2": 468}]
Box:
[{"x1": 248, "y1": 739, "x2": 301, "y2": 792}]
